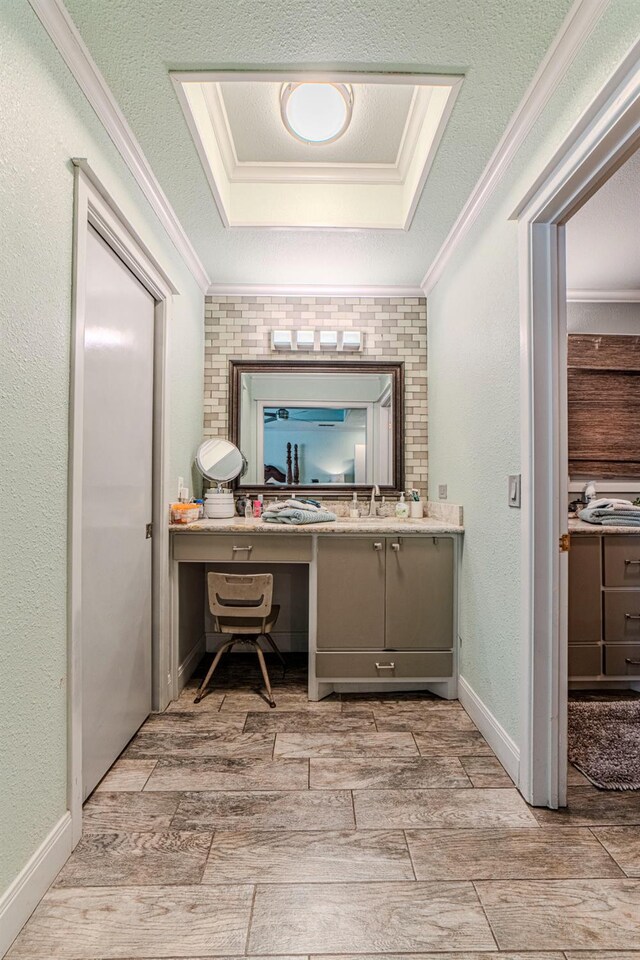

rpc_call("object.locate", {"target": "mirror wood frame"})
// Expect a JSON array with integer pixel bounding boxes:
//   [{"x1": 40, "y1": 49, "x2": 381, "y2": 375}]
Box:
[{"x1": 229, "y1": 359, "x2": 405, "y2": 496}]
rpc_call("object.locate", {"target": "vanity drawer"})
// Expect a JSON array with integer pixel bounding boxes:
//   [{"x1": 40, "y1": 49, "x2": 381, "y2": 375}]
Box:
[
  {"x1": 604, "y1": 644, "x2": 640, "y2": 677},
  {"x1": 316, "y1": 650, "x2": 452, "y2": 680},
  {"x1": 603, "y1": 536, "x2": 640, "y2": 586},
  {"x1": 568, "y1": 644, "x2": 602, "y2": 678},
  {"x1": 603, "y1": 591, "x2": 640, "y2": 642},
  {"x1": 172, "y1": 534, "x2": 311, "y2": 563}
]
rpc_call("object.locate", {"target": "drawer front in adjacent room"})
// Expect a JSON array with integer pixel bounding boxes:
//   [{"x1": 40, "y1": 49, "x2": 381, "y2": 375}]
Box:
[
  {"x1": 316, "y1": 650, "x2": 453, "y2": 680},
  {"x1": 603, "y1": 535, "x2": 640, "y2": 587},
  {"x1": 603, "y1": 591, "x2": 640, "y2": 643},
  {"x1": 172, "y1": 534, "x2": 312, "y2": 563},
  {"x1": 568, "y1": 645, "x2": 602, "y2": 678},
  {"x1": 604, "y1": 644, "x2": 640, "y2": 677}
]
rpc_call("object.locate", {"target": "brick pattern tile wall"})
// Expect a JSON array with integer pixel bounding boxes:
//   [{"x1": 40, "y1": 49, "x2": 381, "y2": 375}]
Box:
[{"x1": 204, "y1": 295, "x2": 428, "y2": 497}]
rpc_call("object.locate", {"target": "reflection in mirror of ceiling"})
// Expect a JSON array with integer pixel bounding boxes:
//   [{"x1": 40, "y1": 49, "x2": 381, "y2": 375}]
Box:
[{"x1": 220, "y1": 81, "x2": 415, "y2": 164}]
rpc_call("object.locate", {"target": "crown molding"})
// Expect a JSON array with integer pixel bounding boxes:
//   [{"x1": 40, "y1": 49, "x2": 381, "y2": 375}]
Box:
[
  {"x1": 421, "y1": 0, "x2": 611, "y2": 296},
  {"x1": 206, "y1": 282, "x2": 425, "y2": 298},
  {"x1": 567, "y1": 287, "x2": 640, "y2": 302},
  {"x1": 28, "y1": 0, "x2": 210, "y2": 293}
]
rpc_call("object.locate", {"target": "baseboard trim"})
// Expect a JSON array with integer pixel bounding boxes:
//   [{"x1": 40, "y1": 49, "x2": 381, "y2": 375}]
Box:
[
  {"x1": 0, "y1": 812, "x2": 72, "y2": 957},
  {"x1": 458, "y1": 675, "x2": 520, "y2": 785},
  {"x1": 177, "y1": 636, "x2": 206, "y2": 692}
]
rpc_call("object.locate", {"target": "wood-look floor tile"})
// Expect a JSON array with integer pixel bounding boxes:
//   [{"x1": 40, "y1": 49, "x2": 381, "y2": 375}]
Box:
[
  {"x1": 94, "y1": 759, "x2": 157, "y2": 792},
  {"x1": 564, "y1": 953, "x2": 640, "y2": 959},
  {"x1": 406, "y1": 826, "x2": 624, "y2": 880},
  {"x1": 7, "y1": 884, "x2": 253, "y2": 958},
  {"x1": 459, "y1": 755, "x2": 513, "y2": 787},
  {"x1": 567, "y1": 763, "x2": 590, "y2": 785},
  {"x1": 82, "y1": 792, "x2": 180, "y2": 832},
  {"x1": 354, "y1": 788, "x2": 537, "y2": 829},
  {"x1": 311, "y1": 757, "x2": 471, "y2": 790},
  {"x1": 165, "y1": 690, "x2": 224, "y2": 712},
  {"x1": 274, "y1": 732, "x2": 417, "y2": 758},
  {"x1": 220, "y1": 692, "x2": 342, "y2": 712},
  {"x1": 127, "y1": 731, "x2": 275, "y2": 759},
  {"x1": 373, "y1": 708, "x2": 477, "y2": 732},
  {"x1": 144, "y1": 757, "x2": 308, "y2": 792},
  {"x1": 592, "y1": 826, "x2": 640, "y2": 876},
  {"x1": 413, "y1": 730, "x2": 493, "y2": 755},
  {"x1": 315, "y1": 954, "x2": 565, "y2": 960},
  {"x1": 247, "y1": 881, "x2": 496, "y2": 953},
  {"x1": 173, "y1": 789, "x2": 355, "y2": 831},
  {"x1": 531, "y1": 786, "x2": 640, "y2": 826},
  {"x1": 475, "y1": 878, "x2": 640, "y2": 950},
  {"x1": 203, "y1": 829, "x2": 414, "y2": 883},
  {"x1": 142, "y1": 712, "x2": 246, "y2": 735},
  {"x1": 55, "y1": 831, "x2": 212, "y2": 887},
  {"x1": 244, "y1": 710, "x2": 375, "y2": 733}
]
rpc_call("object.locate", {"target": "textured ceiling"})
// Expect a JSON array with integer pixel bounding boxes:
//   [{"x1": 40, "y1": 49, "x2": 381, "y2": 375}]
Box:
[
  {"x1": 64, "y1": 0, "x2": 574, "y2": 286},
  {"x1": 221, "y1": 82, "x2": 414, "y2": 164},
  {"x1": 566, "y1": 147, "x2": 640, "y2": 292}
]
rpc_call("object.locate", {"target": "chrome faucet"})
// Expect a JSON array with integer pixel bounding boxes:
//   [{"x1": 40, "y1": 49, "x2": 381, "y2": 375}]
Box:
[{"x1": 369, "y1": 484, "x2": 380, "y2": 517}]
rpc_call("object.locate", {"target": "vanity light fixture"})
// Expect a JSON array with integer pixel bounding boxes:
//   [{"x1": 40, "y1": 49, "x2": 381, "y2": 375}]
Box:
[
  {"x1": 295, "y1": 329, "x2": 315, "y2": 351},
  {"x1": 271, "y1": 329, "x2": 293, "y2": 351},
  {"x1": 319, "y1": 330, "x2": 339, "y2": 351},
  {"x1": 281, "y1": 82, "x2": 353, "y2": 145},
  {"x1": 341, "y1": 330, "x2": 363, "y2": 352}
]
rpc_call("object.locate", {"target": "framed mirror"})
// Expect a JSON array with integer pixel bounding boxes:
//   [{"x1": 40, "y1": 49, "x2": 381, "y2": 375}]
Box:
[{"x1": 229, "y1": 360, "x2": 404, "y2": 495}]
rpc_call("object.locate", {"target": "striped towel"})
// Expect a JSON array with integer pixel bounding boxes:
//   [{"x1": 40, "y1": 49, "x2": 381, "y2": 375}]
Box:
[
  {"x1": 578, "y1": 498, "x2": 640, "y2": 527},
  {"x1": 262, "y1": 508, "x2": 337, "y2": 525}
]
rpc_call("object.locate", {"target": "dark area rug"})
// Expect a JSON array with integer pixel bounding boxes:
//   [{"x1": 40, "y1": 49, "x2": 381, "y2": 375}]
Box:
[{"x1": 568, "y1": 699, "x2": 640, "y2": 790}]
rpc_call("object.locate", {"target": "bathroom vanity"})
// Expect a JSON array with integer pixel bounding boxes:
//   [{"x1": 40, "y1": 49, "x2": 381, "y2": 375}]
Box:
[{"x1": 170, "y1": 516, "x2": 462, "y2": 701}]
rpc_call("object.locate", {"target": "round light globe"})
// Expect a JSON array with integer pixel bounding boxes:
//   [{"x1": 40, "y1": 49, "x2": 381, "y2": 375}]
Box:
[{"x1": 281, "y1": 82, "x2": 352, "y2": 145}]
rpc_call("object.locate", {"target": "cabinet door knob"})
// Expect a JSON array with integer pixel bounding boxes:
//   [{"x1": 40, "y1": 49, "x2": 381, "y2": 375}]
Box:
[
  {"x1": 375, "y1": 661, "x2": 395, "y2": 671},
  {"x1": 373, "y1": 542, "x2": 383, "y2": 550},
  {"x1": 391, "y1": 542, "x2": 401, "y2": 551}
]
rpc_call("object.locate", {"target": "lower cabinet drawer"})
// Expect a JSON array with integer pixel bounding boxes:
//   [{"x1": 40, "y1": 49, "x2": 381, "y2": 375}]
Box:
[
  {"x1": 568, "y1": 645, "x2": 602, "y2": 678},
  {"x1": 604, "y1": 644, "x2": 640, "y2": 677},
  {"x1": 316, "y1": 650, "x2": 452, "y2": 680},
  {"x1": 604, "y1": 591, "x2": 640, "y2": 642},
  {"x1": 172, "y1": 534, "x2": 311, "y2": 563}
]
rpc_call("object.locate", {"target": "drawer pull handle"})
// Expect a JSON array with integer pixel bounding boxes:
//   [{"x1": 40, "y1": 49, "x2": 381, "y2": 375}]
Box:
[
  {"x1": 375, "y1": 661, "x2": 395, "y2": 671},
  {"x1": 625, "y1": 614, "x2": 640, "y2": 620},
  {"x1": 391, "y1": 542, "x2": 401, "y2": 551},
  {"x1": 625, "y1": 658, "x2": 640, "y2": 666},
  {"x1": 373, "y1": 542, "x2": 383, "y2": 550},
  {"x1": 232, "y1": 545, "x2": 253, "y2": 553},
  {"x1": 624, "y1": 559, "x2": 640, "y2": 565}
]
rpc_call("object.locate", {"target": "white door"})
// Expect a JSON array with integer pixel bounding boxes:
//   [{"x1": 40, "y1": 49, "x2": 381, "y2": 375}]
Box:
[{"x1": 81, "y1": 225, "x2": 154, "y2": 799}]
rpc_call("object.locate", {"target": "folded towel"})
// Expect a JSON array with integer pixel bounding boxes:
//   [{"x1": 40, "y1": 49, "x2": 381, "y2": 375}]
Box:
[
  {"x1": 262, "y1": 507, "x2": 337, "y2": 525},
  {"x1": 266, "y1": 498, "x2": 322, "y2": 513},
  {"x1": 578, "y1": 498, "x2": 640, "y2": 526}
]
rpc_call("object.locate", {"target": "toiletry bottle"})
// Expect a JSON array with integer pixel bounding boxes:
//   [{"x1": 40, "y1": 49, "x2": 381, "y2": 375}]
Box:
[
  {"x1": 253, "y1": 495, "x2": 263, "y2": 519},
  {"x1": 350, "y1": 492, "x2": 359, "y2": 519},
  {"x1": 395, "y1": 492, "x2": 410, "y2": 519},
  {"x1": 244, "y1": 499, "x2": 253, "y2": 519}
]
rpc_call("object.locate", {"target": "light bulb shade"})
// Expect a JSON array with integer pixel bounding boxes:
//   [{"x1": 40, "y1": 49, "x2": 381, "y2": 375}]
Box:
[{"x1": 281, "y1": 82, "x2": 353, "y2": 145}]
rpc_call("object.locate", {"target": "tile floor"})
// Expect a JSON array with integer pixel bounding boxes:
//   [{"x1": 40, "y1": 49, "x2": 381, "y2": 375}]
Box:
[{"x1": 8, "y1": 655, "x2": 640, "y2": 959}]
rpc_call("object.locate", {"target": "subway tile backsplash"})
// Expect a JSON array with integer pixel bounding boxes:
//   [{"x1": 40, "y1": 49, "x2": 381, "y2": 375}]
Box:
[{"x1": 204, "y1": 295, "x2": 428, "y2": 497}]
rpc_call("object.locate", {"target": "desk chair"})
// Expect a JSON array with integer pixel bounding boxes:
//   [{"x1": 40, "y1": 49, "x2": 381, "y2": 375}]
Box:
[{"x1": 194, "y1": 571, "x2": 285, "y2": 708}]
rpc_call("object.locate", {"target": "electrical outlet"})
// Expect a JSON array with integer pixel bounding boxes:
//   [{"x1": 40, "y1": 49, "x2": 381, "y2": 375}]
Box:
[{"x1": 438, "y1": 484, "x2": 448, "y2": 500}]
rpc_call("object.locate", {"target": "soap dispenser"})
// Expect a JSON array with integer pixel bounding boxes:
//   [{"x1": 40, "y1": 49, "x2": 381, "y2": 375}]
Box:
[
  {"x1": 350, "y1": 491, "x2": 359, "y2": 519},
  {"x1": 395, "y1": 492, "x2": 410, "y2": 519}
]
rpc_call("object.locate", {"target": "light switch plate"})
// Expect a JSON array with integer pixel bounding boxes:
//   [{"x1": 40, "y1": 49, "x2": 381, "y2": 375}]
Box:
[
  {"x1": 438, "y1": 484, "x2": 447, "y2": 500},
  {"x1": 508, "y1": 474, "x2": 521, "y2": 508}
]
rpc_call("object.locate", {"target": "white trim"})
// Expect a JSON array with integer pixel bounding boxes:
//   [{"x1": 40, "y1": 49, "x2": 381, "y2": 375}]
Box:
[
  {"x1": 27, "y1": 0, "x2": 210, "y2": 293},
  {"x1": 515, "y1": 38, "x2": 640, "y2": 808},
  {"x1": 69, "y1": 162, "x2": 175, "y2": 845},
  {"x1": 0, "y1": 813, "x2": 72, "y2": 957},
  {"x1": 206, "y1": 283, "x2": 425, "y2": 299},
  {"x1": 177, "y1": 635, "x2": 206, "y2": 693},
  {"x1": 567, "y1": 287, "x2": 640, "y2": 301},
  {"x1": 421, "y1": 0, "x2": 611, "y2": 295},
  {"x1": 457, "y1": 676, "x2": 520, "y2": 785}
]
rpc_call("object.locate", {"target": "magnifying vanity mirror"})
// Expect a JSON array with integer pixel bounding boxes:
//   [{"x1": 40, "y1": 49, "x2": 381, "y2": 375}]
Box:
[
  {"x1": 196, "y1": 438, "x2": 247, "y2": 483},
  {"x1": 229, "y1": 360, "x2": 404, "y2": 495}
]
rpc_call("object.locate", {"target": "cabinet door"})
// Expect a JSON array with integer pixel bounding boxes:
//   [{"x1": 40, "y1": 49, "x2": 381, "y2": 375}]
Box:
[
  {"x1": 568, "y1": 536, "x2": 602, "y2": 644},
  {"x1": 385, "y1": 537, "x2": 453, "y2": 650},
  {"x1": 316, "y1": 537, "x2": 386, "y2": 649}
]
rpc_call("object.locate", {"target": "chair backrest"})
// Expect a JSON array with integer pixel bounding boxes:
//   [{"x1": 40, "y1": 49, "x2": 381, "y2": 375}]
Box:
[{"x1": 207, "y1": 572, "x2": 273, "y2": 620}]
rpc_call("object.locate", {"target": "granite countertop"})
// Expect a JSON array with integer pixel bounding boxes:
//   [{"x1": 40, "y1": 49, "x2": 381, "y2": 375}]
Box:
[
  {"x1": 569, "y1": 516, "x2": 640, "y2": 536},
  {"x1": 170, "y1": 516, "x2": 464, "y2": 535}
]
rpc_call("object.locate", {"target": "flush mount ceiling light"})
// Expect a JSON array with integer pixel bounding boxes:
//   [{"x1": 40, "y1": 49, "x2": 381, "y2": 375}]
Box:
[{"x1": 280, "y1": 82, "x2": 353, "y2": 145}]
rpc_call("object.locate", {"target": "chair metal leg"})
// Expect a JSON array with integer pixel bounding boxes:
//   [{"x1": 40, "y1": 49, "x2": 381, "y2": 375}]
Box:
[
  {"x1": 263, "y1": 632, "x2": 287, "y2": 678},
  {"x1": 255, "y1": 645, "x2": 276, "y2": 708},
  {"x1": 194, "y1": 639, "x2": 235, "y2": 703}
]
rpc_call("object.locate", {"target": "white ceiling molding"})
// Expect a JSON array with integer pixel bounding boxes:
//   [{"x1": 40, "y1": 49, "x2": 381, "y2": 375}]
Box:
[
  {"x1": 173, "y1": 71, "x2": 462, "y2": 230},
  {"x1": 206, "y1": 283, "x2": 424, "y2": 298},
  {"x1": 567, "y1": 288, "x2": 640, "y2": 302},
  {"x1": 420, "y1": 0, "x2": 611, "y2": 296},
  {"x1": 28, "y1": 0, "x2": 211, "y2": 293}
]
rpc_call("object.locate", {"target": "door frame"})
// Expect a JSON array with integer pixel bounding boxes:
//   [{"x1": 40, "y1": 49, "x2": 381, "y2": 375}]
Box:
[
  {"x1": 68, "y1": 160, "x2": 177, "y2": 843},
  {"x1": 513, "y1": 40, "x2": 640, "y2": 808}
]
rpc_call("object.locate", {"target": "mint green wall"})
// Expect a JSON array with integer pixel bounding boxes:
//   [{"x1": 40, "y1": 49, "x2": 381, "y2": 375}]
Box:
[
  {"x1": 0, "y1": 2, "x2": 203, "y2": 895},
  {"x1": 427, "y1": 0, "x2": 640, "y2": 744}
]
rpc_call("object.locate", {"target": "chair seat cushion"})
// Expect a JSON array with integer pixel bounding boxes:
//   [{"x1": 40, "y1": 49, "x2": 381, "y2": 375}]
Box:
[{"x1": 216, "y1": 604, "x2": 280, "y2": 635}]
